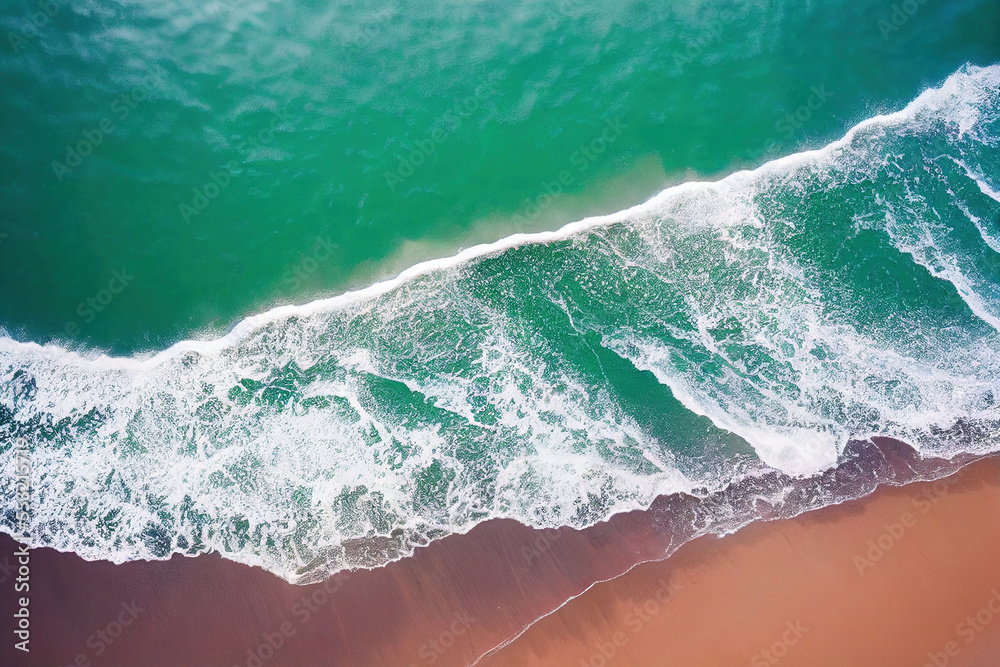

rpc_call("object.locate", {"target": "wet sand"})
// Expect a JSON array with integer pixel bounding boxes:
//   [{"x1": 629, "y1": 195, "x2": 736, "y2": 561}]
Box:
[
  {"x1": 480, "y1": 455, "x2": 1000, "y2": 667},
  {"x1": 0, "y1": 440, "x2": 996, "y2": 667}
]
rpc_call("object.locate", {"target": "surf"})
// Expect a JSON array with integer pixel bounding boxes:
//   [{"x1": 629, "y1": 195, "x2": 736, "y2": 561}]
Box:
[{"x1": 1, "y1": 62, "x2": 999, "y2": 583}]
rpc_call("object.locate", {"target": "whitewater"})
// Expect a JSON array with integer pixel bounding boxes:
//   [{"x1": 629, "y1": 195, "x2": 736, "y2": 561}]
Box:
[{"x1": 1, "y1": 63, "x2": 999, "y2": 583}]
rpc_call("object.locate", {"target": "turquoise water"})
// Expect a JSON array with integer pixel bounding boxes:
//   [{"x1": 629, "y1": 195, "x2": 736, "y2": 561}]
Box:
[{"x1": 1, "y1": 1, "x2": 999, "y2": 581}]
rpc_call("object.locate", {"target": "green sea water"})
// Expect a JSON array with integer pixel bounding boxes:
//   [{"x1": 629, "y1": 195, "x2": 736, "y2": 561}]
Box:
[
  {"x1": 1, "y1": 0, "x2": 996, "y2": 352},
  {"x1": 1, "y1": 0, "x2": 999, "y2": 581}
]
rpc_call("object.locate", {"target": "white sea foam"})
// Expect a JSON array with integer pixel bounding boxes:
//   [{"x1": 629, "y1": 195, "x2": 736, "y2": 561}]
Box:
[{"x1": 1, "y1": 63, "x2": 999, "y2": 581}]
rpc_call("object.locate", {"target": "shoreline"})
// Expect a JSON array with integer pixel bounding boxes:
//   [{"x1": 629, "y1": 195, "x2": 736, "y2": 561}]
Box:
[
  {"x1": 1, "y1": 439, "x2": 996, "y2": 666},
  {"x1": 480, "y1": 455, "x2": 1000, "y2": 667}
]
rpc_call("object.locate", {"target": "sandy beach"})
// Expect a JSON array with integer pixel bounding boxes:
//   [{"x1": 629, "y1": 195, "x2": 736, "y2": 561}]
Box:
[
  {"x1": 481, "y1": 455, "x2": 1000, "y2": 667},
  {"x1": 2, "y1": 442, "x2": 998, "y2": 667}
]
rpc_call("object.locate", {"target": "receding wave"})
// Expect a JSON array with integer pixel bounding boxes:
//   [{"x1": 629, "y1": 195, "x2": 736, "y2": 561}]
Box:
[{"x1": 2, "y1": 63, "x2": 999, "y2": 583}]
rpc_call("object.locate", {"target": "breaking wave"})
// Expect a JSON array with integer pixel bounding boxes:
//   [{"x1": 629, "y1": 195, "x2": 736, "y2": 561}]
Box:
[{"x1": 2, "y1": 63, "x2": 999, "y2": 582}]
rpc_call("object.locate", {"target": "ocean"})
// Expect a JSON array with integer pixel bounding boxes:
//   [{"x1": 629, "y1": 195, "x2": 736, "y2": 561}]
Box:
[{"x1": 1, "y1": 0, "x2": 999, "y2": 583}]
